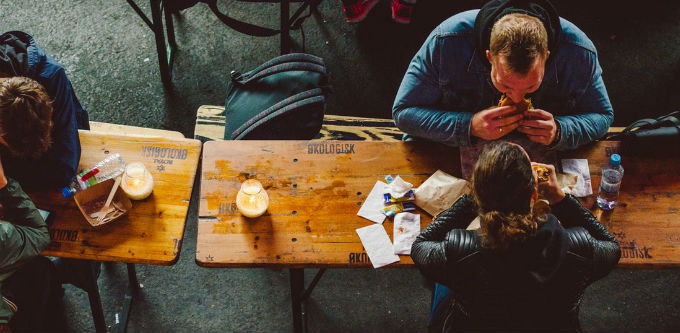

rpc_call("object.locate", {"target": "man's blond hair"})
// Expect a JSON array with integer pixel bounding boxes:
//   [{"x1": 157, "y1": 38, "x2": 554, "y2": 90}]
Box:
[{"x1": 489, "y1": 13, "x2": 548, "y2": 74}]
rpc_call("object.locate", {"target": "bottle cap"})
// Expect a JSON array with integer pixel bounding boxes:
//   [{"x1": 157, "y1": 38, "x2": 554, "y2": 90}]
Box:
[
  {"x1": 609, "y1": 154, "x2": 621, "y2": 167},
  {"x1": 62, "y1": 187, "x2": 74, "y2": 198}
]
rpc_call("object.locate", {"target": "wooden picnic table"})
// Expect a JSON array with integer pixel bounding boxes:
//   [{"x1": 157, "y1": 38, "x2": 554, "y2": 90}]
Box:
[
  {"x1": 197, "y1": 139, "x2": 680, "y2": 268},
  {"x1": 26, "y1": 130, "x2": 201, "y2": 333},
  {"x1": 196, "y1": 139, "x2": 680, "y2": 332},
  {"x1": 31, "y1": 130, "x2": 202, "y2": 265}
]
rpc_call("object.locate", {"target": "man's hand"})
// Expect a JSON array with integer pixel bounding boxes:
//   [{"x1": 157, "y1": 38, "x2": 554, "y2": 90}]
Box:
[
  {"x1": 517, "y1": 109, "x2": 558, "y2": 145},
  {"x1": 470, "y1": 105, "x2": 524, "y2": 140},
  {"x1": 531, "y1": 162, "x2": 565, "y2": 205}
]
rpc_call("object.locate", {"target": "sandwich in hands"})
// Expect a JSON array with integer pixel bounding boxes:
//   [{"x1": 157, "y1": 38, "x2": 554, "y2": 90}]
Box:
[{"x1": 498, "y1": 94, "x2": 533, "y2": 115}]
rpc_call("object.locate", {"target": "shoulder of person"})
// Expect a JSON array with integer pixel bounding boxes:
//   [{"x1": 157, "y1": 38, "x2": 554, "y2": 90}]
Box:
[
  {"x1": 558, "y1": 17, "x2": 598, "y2": 55},
  {"x1": 445, "y1": 229, "x2": 482, "y2": 261},
  {"x1": 435, "y1": 10, "x2": 479, "y2": 38},
  {"x1": 560, "y1": 224, "x2": 595, "y2": 259}
]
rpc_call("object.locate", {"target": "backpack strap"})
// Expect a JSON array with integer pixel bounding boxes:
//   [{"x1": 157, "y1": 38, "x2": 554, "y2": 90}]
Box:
[
  {"x1": 232, "y1": 62, "x2": 327, "y2": 86},
  {"x1": 246, "y1": 53, "x2": 325, "y2": 75},
  {"x1": 606, "y1": 111, "x2": 680, "y2": 140},
  {"x1": 231, "y1": 88, "x2": 325, "y2": 139},
  {"x1": 205, "y1": 0, "x2": 280, "y2": 37}
]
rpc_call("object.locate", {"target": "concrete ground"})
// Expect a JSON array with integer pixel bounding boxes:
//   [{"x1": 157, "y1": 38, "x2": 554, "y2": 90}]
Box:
[{"x1": 2, "y1": 0, "x2": 680, "y2": 332}]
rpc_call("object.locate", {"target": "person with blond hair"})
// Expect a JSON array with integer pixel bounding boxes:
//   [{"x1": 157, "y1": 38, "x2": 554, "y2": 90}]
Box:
[
  {"x1": 393, "y1": 0, "x2": 613, "y2": 150},
  {"x1": 412, "y1": 141, "x2": 620, "y2": 332}
]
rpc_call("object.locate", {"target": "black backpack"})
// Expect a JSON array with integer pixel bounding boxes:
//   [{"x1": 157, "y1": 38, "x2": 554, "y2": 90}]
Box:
[
  {"x1": 604, "y1": 111, "x2": 680, "y2": 154},
  {"x1": 223, "y1": 53, "x2": 330, "y2": 140}
]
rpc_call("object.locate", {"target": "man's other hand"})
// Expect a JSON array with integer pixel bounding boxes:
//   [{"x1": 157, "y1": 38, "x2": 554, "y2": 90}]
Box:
[
  {"x1": 518, "y1": 108, "x2": 558, "y2": 145},
  {"x1": 470, "y1": 105, "x2": 523, "y2": 140}
]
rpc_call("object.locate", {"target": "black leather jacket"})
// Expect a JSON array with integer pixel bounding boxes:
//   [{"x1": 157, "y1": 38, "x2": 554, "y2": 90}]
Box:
[{"x1": 412, "y1": 194, "x2": 621, "y2": 332}]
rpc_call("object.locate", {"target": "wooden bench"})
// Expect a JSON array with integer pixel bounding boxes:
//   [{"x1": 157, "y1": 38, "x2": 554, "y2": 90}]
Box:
[
  {"x1": 193, "y1": 105, "x2": 624, "y2": 142},
  {"x1": 90, "y1": 121, "x2": 185, "y2": 139},
  {"x1": 194, "y1": 105, "x2": 403, "y2": 142}
]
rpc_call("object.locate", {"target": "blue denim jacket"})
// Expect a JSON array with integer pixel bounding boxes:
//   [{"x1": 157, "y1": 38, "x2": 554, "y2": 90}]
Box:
[{"x1": 392, "y1": 10, "x2": 614, "y2": 150}]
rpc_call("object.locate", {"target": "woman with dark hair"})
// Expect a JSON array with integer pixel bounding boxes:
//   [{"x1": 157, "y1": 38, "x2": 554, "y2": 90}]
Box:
[{"x1": 411, "y1": 141, "x2": 620, "y2": 332}]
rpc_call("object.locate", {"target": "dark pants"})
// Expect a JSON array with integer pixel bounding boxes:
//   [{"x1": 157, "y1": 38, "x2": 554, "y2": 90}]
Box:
[
  {"x1": 429, "y1": 283, "x2": 453, "y2": 333},
  {"x1": 3, "y1": 256, "x2": 62, "y2": 332}
]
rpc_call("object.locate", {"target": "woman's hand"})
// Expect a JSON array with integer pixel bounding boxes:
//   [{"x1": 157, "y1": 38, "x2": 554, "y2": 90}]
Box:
[
  {"x1": 0, "y1": 156, "x2": 7, "y2": 189},
  {"x1": 531, "y1": 162, "x2": 565, "y2": 205}
]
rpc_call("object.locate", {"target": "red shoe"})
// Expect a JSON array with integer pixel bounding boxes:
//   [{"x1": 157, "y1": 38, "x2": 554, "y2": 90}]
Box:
[
  {"x1": 342, "y1": 0, "x2": 379, "y2": 23},
  {"x1": 391, "y1": 0, "x2": 414, "y2": 24}
]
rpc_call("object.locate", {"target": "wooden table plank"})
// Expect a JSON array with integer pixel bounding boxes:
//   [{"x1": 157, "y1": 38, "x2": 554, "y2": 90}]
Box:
[
  {"x1": 561, "y1": 141, "x2": 680, "y2": 268},
  {"x1": 29, "y1": 130, "x2": 202, "y2": 266},
  {"x1": 197, "y1": 140, "x2": 461, "y2": 268}
]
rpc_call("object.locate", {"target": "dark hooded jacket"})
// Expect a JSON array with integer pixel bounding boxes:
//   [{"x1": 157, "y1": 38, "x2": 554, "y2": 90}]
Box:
[
  {"x1": 0, "y1": 31, "x2": 89, "y2": 188},
  {"x1": 411, "y1": 194, "x2": 621, "y2": 332}
]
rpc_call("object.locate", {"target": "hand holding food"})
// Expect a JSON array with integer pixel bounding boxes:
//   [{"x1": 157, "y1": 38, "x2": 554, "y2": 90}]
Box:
[
  {"x1": 517, "y1": 108, "x2": 559, "y2": 146},
  {"x1": 470, "y1": 104, "x2": 524, "y2": 140},
  {"x1": 531, "y1": 162, "x2": 565, "y2": 205}
]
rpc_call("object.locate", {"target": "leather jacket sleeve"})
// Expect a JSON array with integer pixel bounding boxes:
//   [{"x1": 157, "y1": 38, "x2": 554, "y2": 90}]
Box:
[
  {"x1": 411, "y1": 195, "x2": 478, "y2": 283},
  {"x1": 551, "y1": 194, "x2": 621, "y2": 279}
]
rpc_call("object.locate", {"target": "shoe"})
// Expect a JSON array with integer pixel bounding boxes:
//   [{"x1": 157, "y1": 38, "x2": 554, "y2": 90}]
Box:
[
  {"x1": 391, "y1": 0, "x2": 414, "y2": 24},
  {"x1": 342, "y1": 0, "x2": 379, "y2": 23}
]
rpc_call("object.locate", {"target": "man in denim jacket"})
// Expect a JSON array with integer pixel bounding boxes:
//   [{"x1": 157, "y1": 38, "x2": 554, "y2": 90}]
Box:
[{"x1": 393, "y1": 0, "x2": 613, "y2": 150}]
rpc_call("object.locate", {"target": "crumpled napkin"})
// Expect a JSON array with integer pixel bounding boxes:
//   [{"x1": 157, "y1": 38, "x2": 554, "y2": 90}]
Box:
[
  {"x1": 389, "y1": 176, "x2": 413, "y2": 198},
  {"x1": 357, "y1": 181, "x2": 389, "y2": 224},
  {"x1": 414, "y1": 170, "x2": 469, "y2": 216},
  {"x1": 393, "y1": 212, "x2": 420, "y2": 255},
  {"x1": 561, "y1": 159, "x2": 593, "y2": 197},
  {"x1": 355, "y1": 224, "x2": 400, "y2": 268}
]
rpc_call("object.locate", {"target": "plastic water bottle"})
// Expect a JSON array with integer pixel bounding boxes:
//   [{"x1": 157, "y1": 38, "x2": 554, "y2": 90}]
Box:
[
  {"x1": 61, "y1": 154, "x2": 126, "y2": 198},
  {"x1": 597, "y1": 154, "x2": 624, "y2": 210}
]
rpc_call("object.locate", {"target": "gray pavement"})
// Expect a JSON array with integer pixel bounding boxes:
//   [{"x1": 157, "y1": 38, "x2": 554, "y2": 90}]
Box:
[{"x1": 1, "y1": 1, "x2": 679, "y2": 332}]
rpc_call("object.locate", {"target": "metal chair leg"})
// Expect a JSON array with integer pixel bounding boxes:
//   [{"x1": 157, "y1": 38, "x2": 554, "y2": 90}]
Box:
[
  {"x1": 150, "y1": 0, "x2": 171, "y2": 85},
  {"x1": 116, "y1": 264, "x2": 140, "y2": 333},
  {"x1": 280, "y1": 0, "x2": 290, "y2": 54},
  {"x1": 82, "y1": 260, "x2": 107, "y2": 332},
  {"x1": 290, "y1": 268, "x2": 304, "y2": 332}
]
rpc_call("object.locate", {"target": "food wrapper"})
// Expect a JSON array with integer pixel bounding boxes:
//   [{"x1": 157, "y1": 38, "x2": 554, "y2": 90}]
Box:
[
  {"x1": 393, "y1": 212, "x2": 420, "y2": 255},
  {"x1": 355, "y1": 224, "x2": 400, "y2": 268},
  {"x1": 414, "y1": 170, "x2": 469, "y2": 216},
  {"x1": 561, "y1": 159, "x2": 592, "y2": 197},
  {"x1": 383, "y1": 202, "x2": 416, "y2": 217},
  {"x1": 383, "y1": 190, "x2": 415, "y2": 204}
]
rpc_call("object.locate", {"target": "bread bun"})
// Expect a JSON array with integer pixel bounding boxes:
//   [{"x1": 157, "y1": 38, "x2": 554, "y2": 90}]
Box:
[{"x1": 498, "y1": 95, "x2": 533, "y2": 115}]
